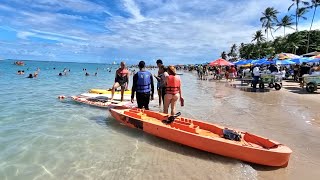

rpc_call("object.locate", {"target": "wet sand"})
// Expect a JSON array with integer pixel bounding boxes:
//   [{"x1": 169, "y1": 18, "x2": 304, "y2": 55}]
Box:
[{"x1": 103, "y1": 73, "x2": 320, "y2": 180}]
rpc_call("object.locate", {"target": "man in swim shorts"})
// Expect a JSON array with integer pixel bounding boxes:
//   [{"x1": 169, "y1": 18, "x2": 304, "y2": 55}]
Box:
[{"x1": 111, "y1": 61, "x2": 130, "y2": 101}]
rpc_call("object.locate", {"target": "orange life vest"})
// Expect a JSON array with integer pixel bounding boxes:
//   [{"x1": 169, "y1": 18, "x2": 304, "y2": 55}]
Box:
[{"x1": 166, "y1": 75, "x2": 180, "y2": 94}]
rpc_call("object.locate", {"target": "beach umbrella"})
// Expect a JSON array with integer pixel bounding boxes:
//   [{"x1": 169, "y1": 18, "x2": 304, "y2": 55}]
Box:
[
  {"x1": 307, "y1": 58, "x2": 320, "y2": 63},
  {"x1": 311, "y1": 55, "x2": 320, "y2": 59},
  {"x1": 251, "y1": 58, "x2": 268, "y2": 65},
  {"x1": 276, "y1": 53, "x2": 300, "y2": 60},
  {"x1": 276, "y1": 59, "x2": 295, "y2": 65},
  {"x1": 290, "y1": 57, "x2": 311, "y2": 64},
  {"x1": 235, "y1": 59, "x2": 252, "y2": 65},
  {"x1": 261, "y1": 60, "x2": 275, "y2": 65},
  {"x1": 209, "y1": 58, "x2": 234, "y2": 66}
]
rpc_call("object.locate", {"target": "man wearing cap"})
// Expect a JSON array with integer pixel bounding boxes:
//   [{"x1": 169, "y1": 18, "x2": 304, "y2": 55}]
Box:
[{"x1": 131, "y1": 61, "x2": 154, "y2": 110}]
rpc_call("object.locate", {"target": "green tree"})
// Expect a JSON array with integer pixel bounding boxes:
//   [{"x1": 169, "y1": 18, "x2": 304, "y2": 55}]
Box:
[
  {"x1": 252, "y1": 30, "x2": 266, "y2": 43},
  {"x1": 285, "y1": 32, "x2": 307, "y2": 54},
  {"x1": 306, "y1": 0, "x2": 320, "y2": 53},
  {"x1": 260, "y1": 7, "x2": 279, "y2": 40},
  {"x1": 221, "y1": 51, "x2": 227, "y2": 59},
  {"x1": 228, "y1": 44, "x2": 238, "y2": 60},
  {"x1": 288, "y1": 0, "x2": 310, "y2": 31},
  {"x1": 275, "y1": 15, "x2": 295, "y2": 36},
  {"x1": 252, "y1": 30, "x2": 266, "y2": 58}
]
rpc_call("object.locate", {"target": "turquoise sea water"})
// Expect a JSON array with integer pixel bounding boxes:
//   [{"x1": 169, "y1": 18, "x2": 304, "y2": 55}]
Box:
[
  {"x1": 3, "y1": 59, "x2": 306, "y2": 179},
  {"x1": 0, "y1": 60, "x2": 138, "y2": 179}
]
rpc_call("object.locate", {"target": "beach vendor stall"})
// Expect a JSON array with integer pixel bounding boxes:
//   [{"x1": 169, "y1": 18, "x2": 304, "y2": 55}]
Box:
[{"x1": 302, "y1": 68, "x2": 320, "y2": 93}]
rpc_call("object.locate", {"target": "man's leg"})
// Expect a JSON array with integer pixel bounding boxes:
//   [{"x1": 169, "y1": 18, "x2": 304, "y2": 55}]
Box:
[
  {"x1": 111, "y1": 82, "x2": 120, "y2": 100},
  {"x1": 143, "y1": 93, "x2": 150, "y2": 110},
  {"x1": 136, "y1": 92, "x2": 143, "y2": 109},
  {"x1": 120, "y1": 85, "x2": 125, "y2": 102}
]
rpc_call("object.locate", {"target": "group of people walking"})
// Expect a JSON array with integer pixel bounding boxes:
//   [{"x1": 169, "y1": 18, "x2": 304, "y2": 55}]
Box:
[{"x1": 110, "y1": 59, "x2": 184, "y2": 115}]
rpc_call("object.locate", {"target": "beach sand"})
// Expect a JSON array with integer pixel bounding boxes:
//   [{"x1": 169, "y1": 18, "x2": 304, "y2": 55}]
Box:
[{"x1": 95, "y1": 74, "x2": 320, "y2": 180}]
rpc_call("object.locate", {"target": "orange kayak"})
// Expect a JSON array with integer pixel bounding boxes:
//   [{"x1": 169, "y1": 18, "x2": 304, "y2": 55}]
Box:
[{"x1": 110, "y1": 108, "x2": 292, "y2": 167}]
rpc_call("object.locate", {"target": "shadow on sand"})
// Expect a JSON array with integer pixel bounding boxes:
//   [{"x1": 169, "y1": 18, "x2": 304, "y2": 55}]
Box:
[
  {"x1": 228, "y1": 84, "x2": 271, "y2": 93},
  {"x1": 89, "y1": 115, "x2": 284, "y2": 171},
  {"x1": 283, "y1": 86, "x2": 320, "y2": 95}
]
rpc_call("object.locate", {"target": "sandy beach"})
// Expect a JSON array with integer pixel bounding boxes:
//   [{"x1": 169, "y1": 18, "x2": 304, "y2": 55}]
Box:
[{"x1": 98, "y1": 73, "x2": 320, "y2": 180}]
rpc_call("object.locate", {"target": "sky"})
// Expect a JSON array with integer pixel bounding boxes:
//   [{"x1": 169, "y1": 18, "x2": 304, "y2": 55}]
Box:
[{"x1": 0, "y1": 0, "x2": 319, "y2": 64}]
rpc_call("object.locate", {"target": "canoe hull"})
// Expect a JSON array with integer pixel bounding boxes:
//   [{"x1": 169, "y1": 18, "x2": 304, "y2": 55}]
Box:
[{"x1": 110, "y1": 108, "x2": 292, "y2": 167}]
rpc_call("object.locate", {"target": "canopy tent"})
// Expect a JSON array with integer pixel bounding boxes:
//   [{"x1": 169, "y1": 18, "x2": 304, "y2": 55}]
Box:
[
  {"x1": 209, "y1": 58, "x2": 234, "y2": 66},
  {"x1": 276, "y1": 53, "x2": 300, "y2": 60}
]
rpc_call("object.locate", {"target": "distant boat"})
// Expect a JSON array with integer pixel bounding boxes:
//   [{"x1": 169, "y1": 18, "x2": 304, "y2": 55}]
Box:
[
  {"x1": 113, "y1": 61, "x2": 117, "y2": 65},
  {"x1": 14, "y1": 61, "x2": 25, "y2": 66}
]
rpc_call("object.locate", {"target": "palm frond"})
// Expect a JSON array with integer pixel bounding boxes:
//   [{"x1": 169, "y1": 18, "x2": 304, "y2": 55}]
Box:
[{"x1": 288, "y1": 3, "x2": 295, "y2": 11}]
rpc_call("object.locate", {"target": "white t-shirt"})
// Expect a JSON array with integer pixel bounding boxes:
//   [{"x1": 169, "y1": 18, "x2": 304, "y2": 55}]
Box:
[{"x1": 253, "y1": 67, "x2": 260, "y2": 76}]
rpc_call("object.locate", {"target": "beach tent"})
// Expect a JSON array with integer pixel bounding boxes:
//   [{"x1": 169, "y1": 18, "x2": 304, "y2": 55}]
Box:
[{"x1": 209, "y1": 58, "x2": 234, "y2": 66}]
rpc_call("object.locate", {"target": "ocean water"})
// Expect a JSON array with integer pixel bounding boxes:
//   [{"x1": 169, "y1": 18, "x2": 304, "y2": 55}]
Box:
[{"x1": 1, "y1": 59, "x2": 320, "y2": 180}]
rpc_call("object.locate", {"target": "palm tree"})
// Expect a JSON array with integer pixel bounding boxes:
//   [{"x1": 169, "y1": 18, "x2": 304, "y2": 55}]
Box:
[
  {"x1": 260, "y1": 7, "x2": 279, "y2": 40},
  {"x1": 275, "y1": 15, "x2": 295, "y2": 36},
  {"x1": 252, "y1": 30, "x2": 266, "y2": 58},
  {"x1": 288, "y1": 0, "x2": 310, "y2": 31},
  {"x1": 228, "y1": 44, "x2": 237, "y2": 59},
  {"x1": 306, "y1": 0, "x2": 320, "y2": 53},
  {"x1": 221, "y1": 51, "x2": 227, "y2": 60},
  {"x1": 252, "y1": 30, "x2": 266, "y2": 43}
]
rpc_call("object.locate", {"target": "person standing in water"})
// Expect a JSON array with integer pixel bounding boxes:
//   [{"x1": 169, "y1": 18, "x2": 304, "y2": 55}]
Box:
[
  {"x1": 131, "y1": 61, "x2": 154, "y2": 110},
  {"x1": 164, "y1": 65, "x2": 184, "y2": 115},
  {"x1": 111, "y1": 61, "x2": 130, "y2": 101}
]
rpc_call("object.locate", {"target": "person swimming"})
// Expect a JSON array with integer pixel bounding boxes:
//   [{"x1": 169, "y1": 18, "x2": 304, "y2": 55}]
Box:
[
  {"x1": 58, "y1": 73, "x2": 63, "y2": 76},
  {"x1": 27, "y1": 74, "x2": 33, "y2": 78},
  {"x1": 85, "y1": 72, "x2": 90, "y2": 76}
]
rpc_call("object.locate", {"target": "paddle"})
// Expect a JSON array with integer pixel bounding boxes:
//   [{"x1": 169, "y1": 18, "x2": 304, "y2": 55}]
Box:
[{"x1": 162, "y1": 112, "x2": 181, "y2": 124}]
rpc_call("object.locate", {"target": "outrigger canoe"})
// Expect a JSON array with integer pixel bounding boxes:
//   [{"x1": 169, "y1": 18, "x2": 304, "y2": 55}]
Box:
[
  {"x1": 109, "y1": 108, "x2": 292, "y2": 167},
  {"x1": 71, "y1": 95, "x2": 134, "y2": 109}
]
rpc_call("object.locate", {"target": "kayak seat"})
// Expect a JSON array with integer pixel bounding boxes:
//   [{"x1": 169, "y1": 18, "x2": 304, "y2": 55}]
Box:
[{"x1": 170, "y1": 121, "x2": 197, "y2": 133}]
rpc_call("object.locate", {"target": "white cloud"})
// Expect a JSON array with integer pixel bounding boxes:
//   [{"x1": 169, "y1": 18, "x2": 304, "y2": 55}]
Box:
[
  {"x1": 1, "y1": 0, "x2": 319, "y2": 63},
  {"x1": 122, "y1": 0, "x2": 145, "y2": 22}
]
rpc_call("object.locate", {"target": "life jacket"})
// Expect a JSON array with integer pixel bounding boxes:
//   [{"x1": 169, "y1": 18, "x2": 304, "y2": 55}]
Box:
[
  {"x1": 115, "y1": 68, "x2": 128, "y2": 84},
  {"x1": 136, "y1": 71, "x2": 151, "y2": 93},
  {"x1": 166, "y1": 75, "x2": 180, "y2": 94}
]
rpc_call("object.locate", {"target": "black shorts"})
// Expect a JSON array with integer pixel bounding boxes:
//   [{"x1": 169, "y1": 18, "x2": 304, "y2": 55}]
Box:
[{"x1": 136, "y1": 92, "x2": 150, "y2": 110}]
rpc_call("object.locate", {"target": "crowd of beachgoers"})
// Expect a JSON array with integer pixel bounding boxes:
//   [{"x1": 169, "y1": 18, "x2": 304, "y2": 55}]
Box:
[{"x1": 191, "y1": 62, "x2": 320, "y2": 82}]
